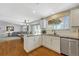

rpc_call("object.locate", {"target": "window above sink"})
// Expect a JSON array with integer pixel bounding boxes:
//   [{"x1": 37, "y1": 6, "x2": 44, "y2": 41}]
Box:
[{"x1": 48, "y1": 11, "x2": 70, "y2": 30}]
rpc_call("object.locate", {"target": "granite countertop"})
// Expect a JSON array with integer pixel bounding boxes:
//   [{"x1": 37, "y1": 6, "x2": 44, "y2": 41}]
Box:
[
  {"x1": 24, "y1": 34, "x2": 42, "y2": 37},
  {"x1": 60, "y1": 35, "x2": 79, "y2": 40},
  {"x1": 44, "y1": 34, "x2": 60, "y2": 37},
  {"x1": 45, "y1": 34, "x2": 79, "y2": 40},
  {"x1": 24, "y1": 34, "x2": 59, "y2": 37},
  {"x1": 23, "y1": 34, "x2": 79, "y2": 40}
]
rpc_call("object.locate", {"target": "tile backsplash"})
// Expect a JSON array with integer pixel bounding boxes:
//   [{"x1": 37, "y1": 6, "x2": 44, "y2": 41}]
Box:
[
  {"x1": 71, "y1": 26, "x2": 79, "y2": 33},
  {"x1": 46, "y1": 26, "x2": 79, "y2": 37}
]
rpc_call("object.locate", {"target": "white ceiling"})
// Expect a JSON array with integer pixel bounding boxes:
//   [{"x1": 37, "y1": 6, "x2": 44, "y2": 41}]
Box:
[{"x1": 0, "y1": 3, "x2": 78, "y2": 25}]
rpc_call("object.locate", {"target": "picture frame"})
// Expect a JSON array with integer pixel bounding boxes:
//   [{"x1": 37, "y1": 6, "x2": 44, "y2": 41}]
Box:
[{"x1": 6, "y1": 26, "x2": 14, "y2": 31}]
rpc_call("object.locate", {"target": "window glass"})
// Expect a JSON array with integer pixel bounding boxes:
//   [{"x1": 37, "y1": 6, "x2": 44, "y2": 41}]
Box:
[
  {"x1": 52, "y1": 16, "x2": 70, "y2": 30},
  {"x1": 32, "y1": 24, "x2": 41, "y2": 35}
]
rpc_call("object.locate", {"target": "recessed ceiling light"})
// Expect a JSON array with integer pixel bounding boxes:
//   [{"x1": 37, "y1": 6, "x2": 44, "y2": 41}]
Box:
[{"x1": 33, "y1": 10, "x2": 36, "y2": 14}]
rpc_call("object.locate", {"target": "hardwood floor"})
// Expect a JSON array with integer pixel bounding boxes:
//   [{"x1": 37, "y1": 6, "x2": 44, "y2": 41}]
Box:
[{"x1": 0, "y1": 39, "x2": 63, "y2": 56}]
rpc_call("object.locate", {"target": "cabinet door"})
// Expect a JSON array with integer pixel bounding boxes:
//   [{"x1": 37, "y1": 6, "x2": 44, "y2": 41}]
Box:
[
  {"x1": 70, "y1": 8, "x2": 79, "y2": 26},
  {"x1": 38, "y1": 35, "x2": 42, "y2": 46},
  {"x1": 24, "y1": 36, "x2": 35, "y2": 52},
  {"x1": 27, "y1": 37, "x2": 35, "y2": 51},
  {"x1": 43, "y1": 35, "x2": 50, "y2": 48},
  {"x1": 46, "y1": 36, "x2": 51, "y2": 49},
  {"x1": 61, "y1": 38, "x2": 69, "y2": 55},
  {"x1": 42, "y1": 35, "x2": 46, "y2": 46},
  {"x1": 40, "y1": 19, "x2": 48, "y2": 29},
  {"x1": 34, "y1": 36, "x2": 41, "y2": 48},
  {"x1": 52, "y1": 37, "x2": 60, "y2": 53},
  {"x1": 42, "y1": 35, "x2": 46, "y2": 47},
  {"x1": 69, "y1": 39, "x2": 78, "y2": 56},
  {"x1": 42, "y1": 35, "x2": 51, "y2": 48}
]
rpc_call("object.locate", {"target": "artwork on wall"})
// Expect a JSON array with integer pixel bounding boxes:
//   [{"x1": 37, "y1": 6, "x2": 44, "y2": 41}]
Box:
[{"x1": 6, "y1": 26, "x2": 14, "y2": 31}]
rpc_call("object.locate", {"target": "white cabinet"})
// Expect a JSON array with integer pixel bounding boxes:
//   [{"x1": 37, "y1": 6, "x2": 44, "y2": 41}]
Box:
[
  {"x1": 24, "y1": 36, "x2": 35, "y2": 52},
  {"x1": 34, "y1": 35, "x2": 42, "y2": 48},
  {"x1": 40, "y1": 19, "x2": 48, "y2": 29},
  {"x1": 70, "y1": 8, "x2": 79, "y2": 26},
  {"x1": 24, "y1": 35, "x2": 41, "y2": 52},
  {"x1": 42, "y1": 35, "x2": 60, "y2": 53},
  {"x1": 42, "y1": 35, "x2": 51, "y2": 48},
  {"x1": 61, "y1": 38, "x2": 79, "y2": 56},
  {"x1": 51, "y1": 37, "x2": 60, "y2": 53}
]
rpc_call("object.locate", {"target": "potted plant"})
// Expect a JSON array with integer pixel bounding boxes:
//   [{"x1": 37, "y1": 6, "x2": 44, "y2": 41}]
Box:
[{"x1": 42, "y1": 29, "x2": 46, "y2": 34}]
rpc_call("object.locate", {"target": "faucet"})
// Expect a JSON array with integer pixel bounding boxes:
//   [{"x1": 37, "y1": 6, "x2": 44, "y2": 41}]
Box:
[{"x1": 52, "y1": 30, "x2": 56, "y2": 35}]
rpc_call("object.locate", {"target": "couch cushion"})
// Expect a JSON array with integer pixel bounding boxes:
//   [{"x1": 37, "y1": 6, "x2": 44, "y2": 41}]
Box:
[{"x1": 0, "y1": 33, "x2": 7, "y2": 38}]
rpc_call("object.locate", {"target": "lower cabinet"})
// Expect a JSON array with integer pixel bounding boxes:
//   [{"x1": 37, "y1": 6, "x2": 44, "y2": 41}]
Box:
[
  {"x1": 42, "y1": 35, "x2": 60, "y2": 53},
  {"x1": 42, "y1": 35, "x2": 51, "y2": 48},
  {"x1": 34, "y1": 35, "x2": 42, "y2": 48},
  {"x1": 51, "y1": 37, "x2": 60, "y2": 53},
  {"x1": 24, "y1": 36, "x2": 35, "y2": 52},
  {"x1": 61, "y1": 38, "x2": 79, "y2": 56},
  {"x1": 24, "y1": 35, "x2": 41, "y2": 52}
]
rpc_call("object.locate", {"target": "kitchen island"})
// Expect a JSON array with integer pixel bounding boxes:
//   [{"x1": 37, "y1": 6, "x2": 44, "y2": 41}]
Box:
[{"x1": 24, "y1": 34, "x2": 42, "y2": 52}]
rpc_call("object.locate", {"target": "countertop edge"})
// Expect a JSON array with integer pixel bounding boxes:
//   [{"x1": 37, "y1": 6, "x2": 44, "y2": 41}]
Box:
[{"x1": 24, "y1": 34, "x2": 79, "y2": 40}]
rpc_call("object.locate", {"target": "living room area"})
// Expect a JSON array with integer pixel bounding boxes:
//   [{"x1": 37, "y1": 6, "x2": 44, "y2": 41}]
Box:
[{"x1": 0, "y1": 20, "x2": 22, "y2": 40}]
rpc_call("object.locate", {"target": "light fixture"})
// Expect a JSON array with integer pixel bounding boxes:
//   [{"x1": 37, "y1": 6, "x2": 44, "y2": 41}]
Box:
[
  {"x1": 32, "y1": 3, "x2": 40, "y2": 14},
  {"x1": 24, "y1": 17, "x2": 30, "y2": 24},
  {"x1": 33, "y1": 10, "x2": 36, "y2": 14}
]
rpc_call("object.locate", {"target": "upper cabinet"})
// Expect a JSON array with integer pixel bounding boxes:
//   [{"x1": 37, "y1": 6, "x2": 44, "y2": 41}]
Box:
[
  {"x1": 40, "y1": 18, "x2": 48, "y2": 29},
  {"x1": 70, "y1": 8, "x2": 79, "y2": 26}
]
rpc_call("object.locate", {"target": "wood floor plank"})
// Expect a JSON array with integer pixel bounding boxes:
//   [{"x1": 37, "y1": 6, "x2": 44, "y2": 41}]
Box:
[{"x1": 0, "y1": 39, "x2": 63, "y2": 56}]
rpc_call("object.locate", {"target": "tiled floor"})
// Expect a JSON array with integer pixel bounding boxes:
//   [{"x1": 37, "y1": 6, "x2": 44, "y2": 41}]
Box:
[{"x1": 0, "y1": 39, "x2": 63, "y2": 56}]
